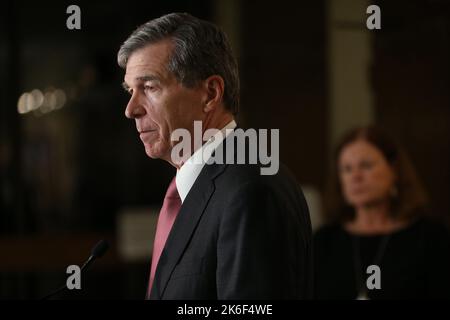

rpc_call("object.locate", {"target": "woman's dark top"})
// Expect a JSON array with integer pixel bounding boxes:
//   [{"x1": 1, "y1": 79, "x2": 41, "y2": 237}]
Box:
[{"x1": 313, "y1": 218, "x2": 450, "y2": 299}]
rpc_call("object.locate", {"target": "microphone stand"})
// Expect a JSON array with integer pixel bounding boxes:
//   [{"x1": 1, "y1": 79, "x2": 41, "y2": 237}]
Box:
[{"x1": 41, "y1": 240, "x2": 109, "y2": 300}]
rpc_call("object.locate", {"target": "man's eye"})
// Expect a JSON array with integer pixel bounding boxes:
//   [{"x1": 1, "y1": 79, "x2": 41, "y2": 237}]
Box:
[{"x1": 145, "y1": 85, "x2": 156, "y2": 92}]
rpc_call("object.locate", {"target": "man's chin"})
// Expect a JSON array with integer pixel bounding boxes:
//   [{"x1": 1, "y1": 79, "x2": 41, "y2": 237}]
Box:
[
  {"x1": 144, "y1": 145, "x2": 161, "y2": 159},
  {"x1": 144, "y1": 144, "x2": 171, "y2": 161}
]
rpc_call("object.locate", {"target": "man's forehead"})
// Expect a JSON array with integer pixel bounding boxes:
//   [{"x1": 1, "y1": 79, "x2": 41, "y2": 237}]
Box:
[
  {"x1": 124, "y1": 41, "x2": 173, "y2": 83},
  {"x1": 125, "y1": 56, "x2": 164, "y2": 78},
  {"x1": 127, "y1": 40, "x2": 173, "y2": 68},
  {"x1": 124, "y1": 60, "x2": 165, "y2": 86}
]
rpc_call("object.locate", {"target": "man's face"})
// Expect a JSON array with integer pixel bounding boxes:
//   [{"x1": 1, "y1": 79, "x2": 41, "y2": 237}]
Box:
[{"x1": 123, "y1": 40, "x2": 205, "y2": 164}]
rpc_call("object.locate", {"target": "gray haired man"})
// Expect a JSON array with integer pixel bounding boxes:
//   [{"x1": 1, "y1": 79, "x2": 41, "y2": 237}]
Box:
[{"x1": 118, "y1": 13, "x2": 312, "y2": 299}]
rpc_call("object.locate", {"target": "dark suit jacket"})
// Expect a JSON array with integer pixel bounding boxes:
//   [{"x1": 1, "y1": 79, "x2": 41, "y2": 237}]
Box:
[{"x1": 149, "y1": 133, "x2": 313, "y2": 299}]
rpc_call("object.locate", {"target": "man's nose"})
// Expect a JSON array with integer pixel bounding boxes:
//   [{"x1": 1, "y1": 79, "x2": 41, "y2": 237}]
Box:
[{"x1": 125, "y1": 93, "x2": 146, "y2": 119}]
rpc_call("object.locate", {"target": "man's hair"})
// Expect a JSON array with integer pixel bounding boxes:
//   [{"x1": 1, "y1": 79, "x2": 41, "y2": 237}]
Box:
[{"x1": 117, "y1": 12, "x2": 239, "y2": 115}]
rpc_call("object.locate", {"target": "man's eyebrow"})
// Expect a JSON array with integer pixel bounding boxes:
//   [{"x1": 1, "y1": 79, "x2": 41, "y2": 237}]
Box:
[
  {"x1": 136, "y1": 75, "x2": 161, "y2": 83},
  {"x1": 122, "y1": 75, "x2": 162, "y2": 91}
]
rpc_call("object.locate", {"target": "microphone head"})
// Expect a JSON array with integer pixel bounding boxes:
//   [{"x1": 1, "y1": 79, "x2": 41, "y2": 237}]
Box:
[{"x1": 91, "y1": 240, "x2": 110, "y2": 259}]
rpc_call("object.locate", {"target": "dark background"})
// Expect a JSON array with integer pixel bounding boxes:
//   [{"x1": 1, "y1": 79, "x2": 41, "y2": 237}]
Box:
[{"x1": 1, "y1": 0, "x2": 449, "y2": 299}]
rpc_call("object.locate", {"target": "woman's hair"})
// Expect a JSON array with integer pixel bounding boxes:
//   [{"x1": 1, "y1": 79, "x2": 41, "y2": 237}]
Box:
[{"x1": 324, "y1": 126, "x2": 428, "y2": 224}]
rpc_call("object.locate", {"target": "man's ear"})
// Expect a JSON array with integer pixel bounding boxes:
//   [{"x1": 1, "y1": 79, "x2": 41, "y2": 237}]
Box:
[{"x1": 203, "y1": 75, "x2": 225, "y2": 113}]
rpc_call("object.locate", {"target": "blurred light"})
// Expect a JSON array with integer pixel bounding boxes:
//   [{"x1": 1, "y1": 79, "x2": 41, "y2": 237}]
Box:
[
  {"x1": 17, "y1": 87, "x2": 68, "y2": 115},
  {"x1": 18, "y1": 92, "x2": 37, "y2": 114},
  {"x1": 54, "y1": 89, "x2": 67, "y2": 109},
  {"x1": 30, "y1": 89, "x2": 44, "y2": 110},
  {"x1": 42, "y1": 90, "x2": 56, "y2": 113},
  {"x1": 17, "y1": 93, "x2": 28, "y2": 114}
]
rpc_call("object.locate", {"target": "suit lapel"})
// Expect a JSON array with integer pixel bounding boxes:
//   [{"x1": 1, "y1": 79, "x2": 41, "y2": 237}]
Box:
[{"x1": 150, "y1": 161, "x2": 227, "y2": 299}]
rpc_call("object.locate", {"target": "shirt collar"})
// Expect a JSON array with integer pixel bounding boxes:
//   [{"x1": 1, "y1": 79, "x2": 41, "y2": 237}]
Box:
[{"x1": 176, "y1": 120, "x2": 237, "y2": 202}]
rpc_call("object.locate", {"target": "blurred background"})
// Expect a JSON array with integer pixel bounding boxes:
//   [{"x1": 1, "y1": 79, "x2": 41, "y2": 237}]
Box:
[{"x1": 0, "y1": 0, "x2": 449, "y2": 299}]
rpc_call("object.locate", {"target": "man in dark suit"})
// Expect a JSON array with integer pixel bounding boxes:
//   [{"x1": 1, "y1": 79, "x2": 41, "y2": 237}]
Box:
[{"x1": 118, "y1": 12, "x2": 312, "y2": 299}]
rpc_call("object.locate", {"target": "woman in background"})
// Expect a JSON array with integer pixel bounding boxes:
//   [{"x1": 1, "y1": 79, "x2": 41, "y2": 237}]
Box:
[{"x1": 314, "y1": 126, "x2": 450, "y2": 299}]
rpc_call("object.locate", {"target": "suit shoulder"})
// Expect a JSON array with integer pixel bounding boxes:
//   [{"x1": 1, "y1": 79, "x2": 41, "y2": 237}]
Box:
[{"x1": 216, "y1": 162, "x2": 298, "y2": 190}]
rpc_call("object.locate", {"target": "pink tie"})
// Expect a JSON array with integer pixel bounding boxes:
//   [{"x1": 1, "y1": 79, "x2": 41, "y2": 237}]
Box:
[{"x1": 147, "y1": 177, "x2": 182, "y2": 298}]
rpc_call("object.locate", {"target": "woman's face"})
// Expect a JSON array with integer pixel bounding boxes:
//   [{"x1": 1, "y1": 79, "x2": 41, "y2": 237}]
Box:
[{"x1": 338, "y1": 139, "x2": 396, "y2": 209}]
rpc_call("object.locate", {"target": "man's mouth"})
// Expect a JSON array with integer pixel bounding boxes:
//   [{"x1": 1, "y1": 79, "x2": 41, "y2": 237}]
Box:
[
  {"x1": 139, "y1": 129, "x2": 157, "y2": 134},
  {"x1": 139, "y1": 129, "x2": 157, "y2": 141}
]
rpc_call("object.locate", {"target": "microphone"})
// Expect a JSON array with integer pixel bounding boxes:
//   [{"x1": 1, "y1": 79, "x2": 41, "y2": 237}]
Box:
[
  {"x1": 41, "y1": 240, "x2": 110, "y2": 300},
  {"x1": 81, "y1": 240, "x2": 110, "y2": 272}
]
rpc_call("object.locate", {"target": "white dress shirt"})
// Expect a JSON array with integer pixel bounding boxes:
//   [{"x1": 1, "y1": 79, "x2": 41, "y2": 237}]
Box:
[{"x1": 176, "y1": 120, "x2": 237, "y2": 202}]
